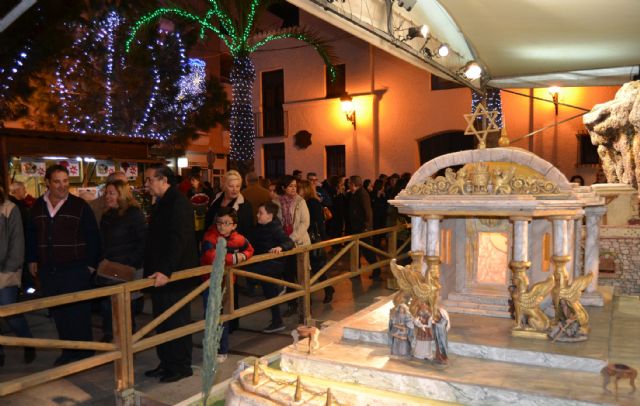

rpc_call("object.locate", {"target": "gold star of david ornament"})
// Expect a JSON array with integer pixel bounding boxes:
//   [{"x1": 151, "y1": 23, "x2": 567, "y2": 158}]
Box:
[{"x1": 463, "y1": 104, "x2": 500, "y2": 149}]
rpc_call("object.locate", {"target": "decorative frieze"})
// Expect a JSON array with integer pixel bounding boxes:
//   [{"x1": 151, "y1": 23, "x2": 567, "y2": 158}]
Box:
[{"x1": 405, "y1": 163, "x2": 560, "y2": 196}]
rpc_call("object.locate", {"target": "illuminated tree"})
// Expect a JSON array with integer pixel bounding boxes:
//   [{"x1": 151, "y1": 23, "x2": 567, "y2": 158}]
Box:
[{"x1": 127, "y1": 0, "x2": 336, "y2": 172}]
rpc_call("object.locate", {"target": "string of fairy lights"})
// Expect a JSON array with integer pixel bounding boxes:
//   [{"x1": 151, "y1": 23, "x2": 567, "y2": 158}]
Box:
[
  {"x1": 54, "y1": 10, "x2": 205, "y2": 141},
  {"x1": 127, "y1": 0, "x2": 336, "y2": 162},
  {"x1": 0, "y1": 44, "x2": 31, "y2": 98},
  {"x1": 472, "y1": 88, "x2": 504, "y2": 128},
  {"x1": 229, "y1": 56, "x2": 257, "y2": 162}
]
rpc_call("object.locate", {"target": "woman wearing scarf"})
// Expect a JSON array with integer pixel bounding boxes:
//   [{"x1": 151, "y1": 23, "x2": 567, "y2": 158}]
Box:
[{"x1": 274, "y1": 175, "x2": 310, "y2": 317}]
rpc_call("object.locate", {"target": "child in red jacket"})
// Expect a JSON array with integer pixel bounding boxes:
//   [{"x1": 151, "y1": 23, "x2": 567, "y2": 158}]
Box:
[{"x1": 200, "y1": 207, "x2": 253, "y2": 363}]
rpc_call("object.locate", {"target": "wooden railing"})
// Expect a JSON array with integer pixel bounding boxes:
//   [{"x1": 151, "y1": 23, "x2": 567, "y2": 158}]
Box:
[{"x1": 0, "y1": 223, "x2": 410, "y2": 399}]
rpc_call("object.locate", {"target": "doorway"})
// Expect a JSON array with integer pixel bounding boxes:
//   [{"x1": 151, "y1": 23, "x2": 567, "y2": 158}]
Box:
[
  {"x1": 419, "y1": 131, "x2": 474, "y2": 165},
  {"x1": 263, "y1": 143, "x2": 285, "y2": 180}
]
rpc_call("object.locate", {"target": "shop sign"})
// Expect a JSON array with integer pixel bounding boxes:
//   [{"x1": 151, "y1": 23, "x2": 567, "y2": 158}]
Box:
[
  {"x1": 21, "y1": 160, "x2": 46, "y2": 177},
  {"x1": 96, "y1": 161, "x2": 116, "y2": 177},
  {"x1": 121, "y1": 162, "x2": 139, "y2": 178}
]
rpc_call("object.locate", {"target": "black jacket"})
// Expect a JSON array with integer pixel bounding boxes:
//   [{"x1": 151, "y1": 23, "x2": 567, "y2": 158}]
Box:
[
  {"x1": 204, "y1": 193, "x2": 253, "y2": 237},
  {"x1": 349, "y1": 187, "x2": 373, "y2": 233},
  {"x1": 144, "y1": 186, "x2": 198, "y2": 282},
  {"x1": 101, "y1": 206, "x2": 147, "y2": 268},
  {"x1": 306, "y1": 198, "x2": 326, "y2": 241},
  {"x1": 247, "y1": 218, "x2": 294, "y2": 277}
]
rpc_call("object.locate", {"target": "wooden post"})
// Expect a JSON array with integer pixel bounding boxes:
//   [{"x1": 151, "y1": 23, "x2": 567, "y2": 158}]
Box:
[
  {"x1": 326, "y1": 388, "x2": 333, "y2": 405},
  {"x1": 252, "y1": 358, "x2": 260, "y2": 385},
  {"x1": 225, "y1": 268, "x2": 234, "y2": 315},
  {"x1": 350, "y1": 237, "x2": 360, "y2": 274},
  {"x1": 113, "y1": 288, "x2": 134, "y2": 397},
  {"x1": 297, "y1": 253, "x2": 311, "y2": 325},
  {"x1": 386, "y1": 229, "x2": 399, "y2": 290},
  {"x1": 294, "y1": 376, "x2": 302, "y2": 402}
]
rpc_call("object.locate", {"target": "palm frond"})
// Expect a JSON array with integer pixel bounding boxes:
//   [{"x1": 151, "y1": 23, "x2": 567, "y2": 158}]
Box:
[
  {"x1": 126, "y1": 7, "x2": 232, "y2": 53},
  {"x1": 248, "y1": 26, "x2": 338, "y2": 79},
  {"x1": 201, "y1": 237, "x2": 227, "y2": 405}
]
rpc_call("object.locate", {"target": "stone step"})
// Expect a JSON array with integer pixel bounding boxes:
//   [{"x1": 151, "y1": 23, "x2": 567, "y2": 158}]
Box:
[
  {"x1": 442, "y1": 299, "x2": 509, "y2": 312},
  {"x1": 443, "y1": 304, "x2": 512, "y2": 319},
  {"x1": 342, "y1": 325, "x2": 605, "y2": 372},
  {"x1": 446, "y1": 292, "x2": 511, "y2": 306},
  {"x1": 280, "y1": 341, "x2": 615, "y2": 406}
]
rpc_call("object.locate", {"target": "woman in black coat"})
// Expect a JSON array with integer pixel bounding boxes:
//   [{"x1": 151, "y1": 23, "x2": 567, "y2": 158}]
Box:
[
  {"x1": 98, "y1": 179, "x2": 147, "y2": 342},
  {"x1": 298, "y1": 180, "x2": 334, "y2": 303}
]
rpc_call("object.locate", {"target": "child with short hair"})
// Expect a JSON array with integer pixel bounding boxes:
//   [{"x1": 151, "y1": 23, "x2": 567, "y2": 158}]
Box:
[
  {"x1": 201, "y1": 206, "x2": 253, "y2": 362},
  {"x1": 248, "y1": 201, "x2": 294, "y2": 333}
]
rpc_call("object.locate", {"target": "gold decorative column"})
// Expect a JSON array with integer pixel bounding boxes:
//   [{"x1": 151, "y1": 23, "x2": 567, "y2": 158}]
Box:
[
  {"x1": 423, "y1": 215, "x2": 443, "y2": 316},
  {"x1": 510, "y1": 217, "x2": 553, "y2": 339},
  {"x1": 425, "y1": 255, "x2": 442, "y2": 317},
  {"x1": 551, "y1": 216, "x2": 593, "y2": 335}
]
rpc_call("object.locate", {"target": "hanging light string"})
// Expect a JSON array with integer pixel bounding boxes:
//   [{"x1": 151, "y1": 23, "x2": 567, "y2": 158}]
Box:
[
  {"x1": 53, "y1": 9, "x2": 204, "y2": 140},
  {"x1": 472, "y1": 88, "x2": 503, "y2": 128}
]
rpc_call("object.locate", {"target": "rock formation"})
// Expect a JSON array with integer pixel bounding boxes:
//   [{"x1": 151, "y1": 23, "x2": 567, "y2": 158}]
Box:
[{"x1": 583, "y1": 81, "x2": 640, "y2": 189}]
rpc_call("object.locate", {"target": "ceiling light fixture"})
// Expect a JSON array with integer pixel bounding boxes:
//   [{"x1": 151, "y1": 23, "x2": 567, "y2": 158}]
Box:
[
  {"x1": 461, "y1": 61, "x2": 482, "y2": 80},
  {"x1": 437, "y1": 43, "x2": 449, "y2": 57},
  {"x1": 405, "y1": 24, "x2": 429, "y2": 40}
]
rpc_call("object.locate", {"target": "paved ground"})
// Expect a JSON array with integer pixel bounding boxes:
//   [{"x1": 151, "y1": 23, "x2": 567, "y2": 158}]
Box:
[{"x1": 0, "y1": 256, "x2": 393, "y2": 405}]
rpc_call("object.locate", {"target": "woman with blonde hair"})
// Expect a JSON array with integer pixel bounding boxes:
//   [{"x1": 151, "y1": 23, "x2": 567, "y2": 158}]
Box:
[
  {"x1": 204, "y1": 170, "x2": 252, "y2": 236},
  {"x1": 98, "y1": 179, "x2": 147, "y2": 341},
  {"x1": 203, "y1": 170, "x2": 253, "y2": 332},
  {"x1": 298, "y1": 180, "x2": 334, "y2": 303}
]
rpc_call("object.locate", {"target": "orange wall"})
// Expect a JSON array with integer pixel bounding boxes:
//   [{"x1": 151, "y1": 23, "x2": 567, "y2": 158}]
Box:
[{"x1": 250, "y1": 11, "x2": 619, "y2": 184}]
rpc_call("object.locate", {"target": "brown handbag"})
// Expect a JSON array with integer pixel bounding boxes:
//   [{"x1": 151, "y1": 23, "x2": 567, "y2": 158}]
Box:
[{"x1": 97, "y1": 259, "x2": 136, "y2": 282}]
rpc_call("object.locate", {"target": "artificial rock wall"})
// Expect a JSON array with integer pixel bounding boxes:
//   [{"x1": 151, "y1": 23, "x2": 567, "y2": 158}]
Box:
[
  {"x1": 598, "y1": 226, "x2": 640, "y2": 295},
  {"x1": 584, "y1": 81, "x2": 640, "y2": 189}
]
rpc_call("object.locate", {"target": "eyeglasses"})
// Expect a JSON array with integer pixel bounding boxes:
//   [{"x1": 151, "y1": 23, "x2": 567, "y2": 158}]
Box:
[
  {"x1": 216, "y1": 221, "x2": 235, "y2": 226},
  {"x1": 144, "y1": 177, "x2": 158, "y2": 184},
  {"x1": 308, "y1": 178, "x2": 318, "y2": 182}
]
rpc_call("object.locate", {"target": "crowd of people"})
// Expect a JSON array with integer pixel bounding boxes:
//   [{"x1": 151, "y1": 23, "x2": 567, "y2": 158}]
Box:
[{"x1": 0, "y1": 164, "x2": 411, "y2": 382}]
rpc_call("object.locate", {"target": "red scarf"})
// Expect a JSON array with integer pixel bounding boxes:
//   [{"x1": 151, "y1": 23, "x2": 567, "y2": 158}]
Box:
[{"x1": 279, "y1": 194, "x2": 295, "y2": 235}]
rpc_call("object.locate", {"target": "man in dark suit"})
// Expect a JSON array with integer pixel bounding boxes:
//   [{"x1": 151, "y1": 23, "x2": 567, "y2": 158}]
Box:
[
  {"x1": 143, "y1": 164, "x2": 199, "y2": 383},
  {"x1": 348, "y1": 175, "x2": 381, "y2": 280}
]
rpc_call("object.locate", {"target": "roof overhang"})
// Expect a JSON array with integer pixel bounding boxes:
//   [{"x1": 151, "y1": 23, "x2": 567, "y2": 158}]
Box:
[{"x1": 291, "y1": 0, "x2": 640, "y2": 89}]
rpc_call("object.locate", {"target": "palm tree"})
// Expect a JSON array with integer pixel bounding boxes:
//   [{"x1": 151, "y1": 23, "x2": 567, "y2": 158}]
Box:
[{"x1": 126, "y1": 0, "x2": 336, "y2": 172}]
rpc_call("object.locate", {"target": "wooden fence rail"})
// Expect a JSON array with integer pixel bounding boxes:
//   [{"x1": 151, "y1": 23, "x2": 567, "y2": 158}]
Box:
[{"x1": 0, "y1": 223, "x2": 410, "y2": 398}]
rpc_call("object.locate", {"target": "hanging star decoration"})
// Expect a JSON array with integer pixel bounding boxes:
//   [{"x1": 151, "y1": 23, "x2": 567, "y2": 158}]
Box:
[{"x1": 463, "y1": 104, "x2": 500, "y2": 149}]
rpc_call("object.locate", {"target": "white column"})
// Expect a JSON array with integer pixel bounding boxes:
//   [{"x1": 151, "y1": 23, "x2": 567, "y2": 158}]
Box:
[
  {"x1": 552, "y1": 218, "x2": 569, "y2": 256},
  {"x1": 584, "y1": 206, "x2": 606, "y2": 292},
  {"x1": 425, "y1": 216, "x2": 442, "y2": 257},
  {"x1": 411, "y1": 216, "x2": 427, "y2": 274},
  {"x1": 512, "y1": 218, "x2": 530, "y2": 262},
  {"x1": 411, "y1": 215, "x2": 427, "y2": 253},
  {"x1": 573, "y1": 216, "x2": 583, "y2": 278}
]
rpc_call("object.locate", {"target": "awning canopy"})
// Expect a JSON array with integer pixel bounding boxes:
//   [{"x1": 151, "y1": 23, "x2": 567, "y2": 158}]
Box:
[{"x1": 290, "y1": 0, "x2": 640, "y2": 89}]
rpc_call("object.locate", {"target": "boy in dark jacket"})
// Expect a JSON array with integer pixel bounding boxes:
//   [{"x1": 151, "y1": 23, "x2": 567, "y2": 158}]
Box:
[
  {"x1": 249, "y1": 201, "x2": 294, "y2": 333},
  {"x1": 200, "y1": 207, "x2": 253, "y2": 362}
]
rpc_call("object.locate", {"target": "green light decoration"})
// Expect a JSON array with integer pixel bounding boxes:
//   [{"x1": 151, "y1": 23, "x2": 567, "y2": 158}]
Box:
[{"x1": 127, "y1": 0, "x2": 337, "y2": 168}]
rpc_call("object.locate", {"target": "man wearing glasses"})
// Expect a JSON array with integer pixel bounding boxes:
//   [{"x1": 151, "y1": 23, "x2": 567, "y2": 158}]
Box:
[{"x1": 142, "y1": 164, "x2": 199, "y2": 383}]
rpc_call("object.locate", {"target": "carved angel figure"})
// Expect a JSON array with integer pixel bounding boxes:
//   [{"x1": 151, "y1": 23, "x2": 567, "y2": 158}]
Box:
[
  {"x1": 511, "y1": 273, "x2": 555, "y2": 332},
  {"x1": 390, "y1": 259, "x2": 439, "y2": 316}
]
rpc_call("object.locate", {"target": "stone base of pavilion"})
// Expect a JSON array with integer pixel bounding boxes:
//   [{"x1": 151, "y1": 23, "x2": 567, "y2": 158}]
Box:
[{"x1": 220, "y1": 287, "x2": 638, "y2": 406}]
